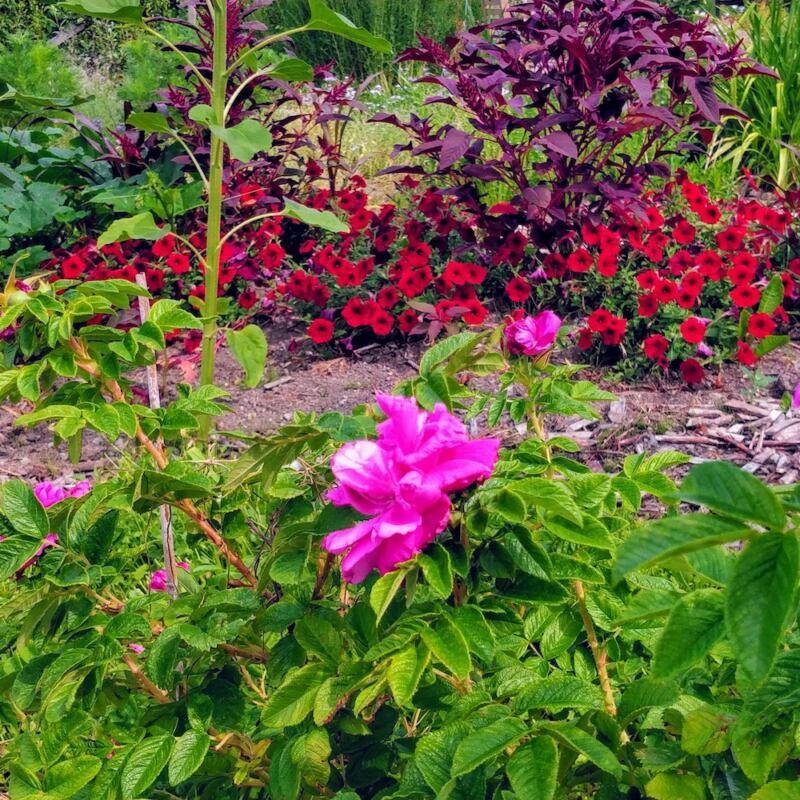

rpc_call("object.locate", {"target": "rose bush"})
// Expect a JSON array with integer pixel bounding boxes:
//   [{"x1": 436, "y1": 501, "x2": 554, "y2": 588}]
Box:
[{"x1": 1, "y1": 280, "x2": 799, "y2": 798}]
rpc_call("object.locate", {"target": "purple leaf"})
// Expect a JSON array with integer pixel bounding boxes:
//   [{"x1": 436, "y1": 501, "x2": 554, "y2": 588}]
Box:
[{"x1": 540, "y1": 132, "x2": 578, "y2": 160}]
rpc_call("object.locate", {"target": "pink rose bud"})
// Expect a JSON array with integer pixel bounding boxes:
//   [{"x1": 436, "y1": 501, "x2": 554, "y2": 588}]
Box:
[{"x1": 504, "y1": 311, "x2": 562, "y2": 357}]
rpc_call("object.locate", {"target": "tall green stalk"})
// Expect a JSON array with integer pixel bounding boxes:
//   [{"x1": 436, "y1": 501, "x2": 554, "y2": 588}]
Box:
[{"x1": 199, "y1": 1, "x2": 228, "y2": 442}]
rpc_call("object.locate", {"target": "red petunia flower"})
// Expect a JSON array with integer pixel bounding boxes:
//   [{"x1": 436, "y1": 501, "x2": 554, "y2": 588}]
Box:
[
  {"x1": 597, "y1": 252, "x2": 618, "y2": 277},
  {"x1": 397, "y1": 308, "x2": 419, "y2": 334},
  {"x1": 588, "y1": 308, "x2": 613, "y2": 333},
  {"x1": 730, "y1": 285, "x2": 761, "y2": 308},
  {"x1": 638, "y1": 293, "x2": 660, "y2": 318},
  {"x1": 788, "y1": 257, "x2": 800, "y2": 277},
  {"x1": 166, "y1": 252, "x2": 191, "y2": 275},
  {"x1": 308, "y1": 318, "x2": 334, "y2": 344},
  {"x1": 567, "y1": 248, "x2": 593, "y2": 273},
  {"x1": 673, "y1": 219, "x2": 696, "y2": 245},
  {"x1": 680, "y1": 317, "x2": 707, "y2": 344},
  {"x1": 152, "y1": 233, "x2": 176, "y2": 259},
  {"x1": 643, "y1": 334, "x2": 669, "y2": 360},
  {"x1": 371, "y1": 310, "x2": 394, "y2": 337},
  {"x1": 676, "y1": 289, "x2": 698, "y2": 309},
  {"x1": 736, "y1": 341, "x2": 757, "y2": 366},
  {"x1": 698, "y1": 205, "x2": 722, "y2": 225},
  {"x1": 183, "y1": 329, "x2": 203, "y2": 353},
  {"x1": 506, "y1": 276, "x2": 531, "y2": 303},
  {"x1": 144, "y1": 267, "x2": 165, "y2": 293},
  {"x1": 727, "y1": 265, "x2": 756, "y2": 286},
  {"x1": 462, "y1": 299, "x2": 488, "y2": 326},
  {"x1": 62, "y1": 254, "x2": 88, "y2": 279},
  {"x1": 377, "y1": 286, "x2": 400, "y2": 310},
  {"x1": 680, "y1": 358, "x2": 705, "y2": 385},
  {"x1": 465, "y1": 263, "x2": 487, "y2": 285},
  {"x1": 644, "y1": 207, "x2": 665, "y2": 231},
  {"x1": 715, "y1": 226, "x2": 745, "y2": 252},
  {"x1": 696, "y1": 250, "x2": 725, "y2": 280},
  {"x1": 399, "y1": 242, "x2": 431, "y2": 269},
  {"x1": 238, "y1": 289, "x2": 258, "y2": 310},
  {"x1": 342, "y1": 297, "x2": 376, "y2": 327},
  {"x1": 668, "y1": 250, "x2": 694, "y2": 276},
  {"x1": 577, "y1": 327, "x2": 594, "y2": 351},
  {"x1": 260, "y1": 243, "x2": 286, "y2": 270},
  {"x1": 636, "y1": 270, "x2": 660, "y2": 290},
  {"x1": 747, "y1": 312, "x2": 775, "y2": 339},
  {"x1": 654, "y1": 280, "x2": 678, "y2": 303}
]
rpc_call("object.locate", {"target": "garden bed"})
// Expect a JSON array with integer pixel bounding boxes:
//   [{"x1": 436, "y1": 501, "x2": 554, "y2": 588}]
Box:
[{"x1": 3, "y1": 323, "x2": 797, "y2": 486}]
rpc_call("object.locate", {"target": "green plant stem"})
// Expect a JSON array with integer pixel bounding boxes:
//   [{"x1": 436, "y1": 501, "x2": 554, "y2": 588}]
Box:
[
  {"x1": 574, "y1": 580, "x2": 617, "y2": 717},
  {"x1": 198, "y1": 1, "x2": 228, "y2": 442}
]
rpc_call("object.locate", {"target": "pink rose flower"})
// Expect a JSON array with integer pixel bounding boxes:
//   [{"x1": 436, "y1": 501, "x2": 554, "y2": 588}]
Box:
[
  {"x1": 34, "y1": 479, "x2": 92, "y2": 509},
  {"x1": 149, "y1": 561, "x2": 190, "y2": 592},
  {"x1": 505, "y1": 311, "x2": 562, "y2": 356},
  {"x1": 322, "y1": 394, "x2": 500, "y2": 584},
  {"x1": 14, "y1": 480, "x2": 91, "y2": 578}
]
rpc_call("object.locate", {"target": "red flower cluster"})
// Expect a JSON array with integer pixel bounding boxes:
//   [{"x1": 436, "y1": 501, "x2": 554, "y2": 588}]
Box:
[
  {"x1": 273, "y1": 179, "x2": 497, "y2": 347},
  {"x1": 570, "y1": 174, "x2": 797, "y2": 383}
]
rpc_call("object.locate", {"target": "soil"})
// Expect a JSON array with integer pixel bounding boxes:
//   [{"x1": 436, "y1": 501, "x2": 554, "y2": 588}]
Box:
[{"x1": 1, "y1": 321, "x2": 798, "y2": 486}]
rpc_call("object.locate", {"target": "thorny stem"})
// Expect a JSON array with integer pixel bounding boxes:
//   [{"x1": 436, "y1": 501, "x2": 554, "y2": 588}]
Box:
[
  {"x1": 68, "y1": 337, "x2": 259, "y2": 590},
  {"x1": 313, "y1": 552, "x2": 336, "y2": 600},
  {"x1": 574, "y1": 579, "x2": 617, "y2": 717}
]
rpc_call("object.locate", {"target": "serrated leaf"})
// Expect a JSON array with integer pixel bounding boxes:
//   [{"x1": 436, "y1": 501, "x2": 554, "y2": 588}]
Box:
[
  {"x1": 543, "y1": 723, "x2": 622, "y2": 778},
  {"x1": 506, "y1": 737, "x2": 557, "y2": 800},
  {"x1": 1, "y1": 479, "x2": 49, "y2": 536},
  {"x1": 42, "y1": 755, "x2": 102, "y2": 799},
  {"x1": 613, "y1": 514, "x2": 752, "y2": 582},
  {"x1": 646, "y1": 773, "x2": 708, "y2": 800},
  {"x1": 726, "y1": 532, "x2": 799, "y2": 682},
  {"x1": 121, "y1": 735, "x2": 174, "y2": 799},
  {"x1": 681, "y1": 705, "x2": 736, "y2": 755},
  {"x1": 514, "y1": 674, "x2": 602, "y2": 713},
  {"x1": 451, "y1": 717, "x2": 528, "y2": 778},
  {"x1": 749, "y1": 782, "x2": 800, "y2": 799},
  {"x1": 617, "y1": 678, "x2": 678, "y2": 723},
  {"x1": 168, "y1": 731, "x2": 210, "y2": 785},
  {"x1": 261, "y1": 664, "x2": 329, "y2": 728},
  {"x1": 419, "y1": 542, "x2": 453, "y2": 598},
  {"x1": 421, "y1": 619, "x2": 470, "y2": 680},
  {"x1": 62, "y1": 0, "x2": 143, "y2": 23},
  {"x1": 653, "y1": 589, "x2": 725, "y2": 678},
  {"x1": 148, "y1": 299, "x2": 202, "y2": 332},
  {"x1": 387, "y1": 644, "x2": 429, "y2": 707},
  {"x1": 127, "y1": 111, "x2": 172, "y2": 133},
  {"x1": 216, "y1": 119, "x2": 272, "y2": 162},
  {"x1": 679, "y1": 462, "x2": 786, "y2": 531},
  {"x1": 370, "y1": 569, "x2": 406, "y2": 625}
]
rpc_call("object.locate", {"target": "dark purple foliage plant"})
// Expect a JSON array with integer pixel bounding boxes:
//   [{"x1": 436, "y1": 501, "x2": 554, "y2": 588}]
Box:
[{"x1": 375, "y1": 0, "x2": 769, "y2": 257}]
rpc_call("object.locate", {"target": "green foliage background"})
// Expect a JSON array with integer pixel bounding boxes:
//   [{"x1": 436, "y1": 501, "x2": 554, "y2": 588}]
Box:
[{"x1": 263, "y1": 0, "x2": 485, "y2": 79}]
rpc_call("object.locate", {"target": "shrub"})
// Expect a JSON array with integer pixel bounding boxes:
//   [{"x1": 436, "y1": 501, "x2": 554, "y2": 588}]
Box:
[
  {"x1": 375, "y1": 0, "x2": 760, "y2": 254},
  {"x1": 1, "y1": 283, "x2": 800, "y2": 797}
]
